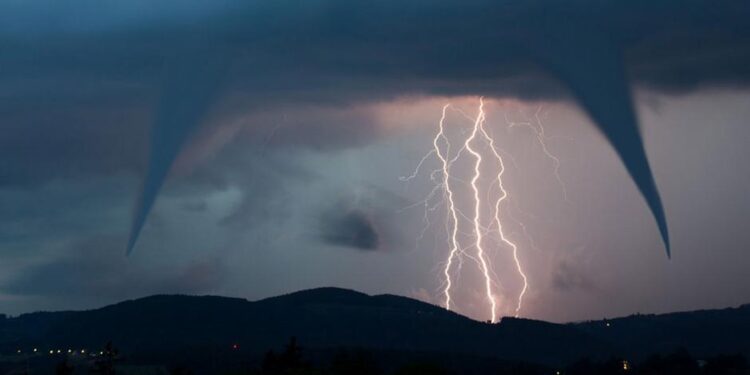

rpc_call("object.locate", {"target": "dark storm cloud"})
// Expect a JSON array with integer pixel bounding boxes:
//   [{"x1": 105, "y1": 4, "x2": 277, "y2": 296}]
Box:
[
  {"x1": 205, "y1": 134, "x2": 315, "y2": 230},
  {"x1": 3, "y1": 235, "x2": 225, "y2": 298},
  {"x1": 320, "y1": 210, "x2": 380, "y2": 251},
  {"x1": 2, "y1": 0, "x2": 749, "y2": 253},
  {"x1": 181, "y1": 200, "x2": 208, "y2": 213},
  {"x1": 317, "y1": 185, "x2": 412, "y2": 251},
  {"x1": 4, "y1": 0, "x2": 747, "y2": 181},
  {"x1": 0, "y1": 103, "x2": 150, "y2": 187},
  {"x1": 4, "y1": 0, "x2": 744, "y2": 93},
  {"x1": 236, "y1": 105, "x2": 386, "y2": 151},
  {"x1": 551, "y1": 259, "x2": 604, "y2": 295}
]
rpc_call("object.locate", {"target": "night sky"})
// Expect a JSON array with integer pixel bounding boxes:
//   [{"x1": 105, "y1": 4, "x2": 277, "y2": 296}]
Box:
[{"x1": 1, "y1": 0, "x2": 749, "y2": 323}]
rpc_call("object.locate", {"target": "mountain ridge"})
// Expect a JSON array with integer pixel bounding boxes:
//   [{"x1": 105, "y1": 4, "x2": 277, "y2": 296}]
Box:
[
  {"x1": 9, "y1": 287, "x2": 748, "y2": 324},
  {"x1": 1, "y1": 288, "x2": 748, "y2": 367}
]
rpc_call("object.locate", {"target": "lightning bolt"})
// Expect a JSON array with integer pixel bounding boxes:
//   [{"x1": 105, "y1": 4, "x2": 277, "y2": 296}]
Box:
[
  {"x1": 433, "y1": 104, "x2": 463, "y2": 312},
  {"x1": 506, "y1": 106, "x2": 568, "y2": 202},
  {"x1": 402, "y1": 97, "x2": 541, "y2": 322},
  {"x1": 477, "y1": 103, "x2": 528, "y2": 318},
  {"x1": 465, "y1": 97, "x2": 499, "y2": 322}
]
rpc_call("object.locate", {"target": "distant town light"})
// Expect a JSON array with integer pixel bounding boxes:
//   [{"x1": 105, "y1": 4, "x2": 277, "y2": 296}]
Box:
[
  {"x1": 81, "y1": 349, "x2": 86, "y2": 354},
  {"x1": 33, "y1": 348, "x2": 38, "y2": 352},
  {"x1": 606, "y1": 322, "x2": 611, "y2": 327},
  {"x1": 17, "y1": 349, "x2": 21, "y2": 353},
  {"x1": 49, "y1": 350, "x2": 54, "y2": 355},
  {"x1": 622, "y1": 360, "x2": 630, "y2": 371},
  {"x1": 57, "y1": 350, "x2": 61, "y2": 353}
]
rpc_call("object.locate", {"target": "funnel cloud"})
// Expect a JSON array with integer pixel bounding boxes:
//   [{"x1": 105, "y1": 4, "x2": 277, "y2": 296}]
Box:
[{"x1": 3, "y1": 0, "x2": 749, "y2": 257}]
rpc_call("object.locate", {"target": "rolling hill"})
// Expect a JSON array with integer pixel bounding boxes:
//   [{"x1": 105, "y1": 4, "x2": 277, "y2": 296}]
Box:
[{"x1": 0, "y1": 288, "x2": 747, "y2": 370}]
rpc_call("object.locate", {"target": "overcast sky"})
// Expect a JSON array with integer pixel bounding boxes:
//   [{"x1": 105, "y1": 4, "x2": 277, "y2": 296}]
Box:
[{"x1": 1, "y1": 0, "x2": 749, "y2": 323}]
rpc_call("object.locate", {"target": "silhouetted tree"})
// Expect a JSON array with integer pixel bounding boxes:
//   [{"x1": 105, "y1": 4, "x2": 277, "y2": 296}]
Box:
[{"x1": 261, "y1": 337, "x2": 314, "y2": 375}]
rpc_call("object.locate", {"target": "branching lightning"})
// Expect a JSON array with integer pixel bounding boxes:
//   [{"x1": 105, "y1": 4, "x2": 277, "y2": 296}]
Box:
[
  {"x1": 477, "y1": 105, "x2": 529, "y2": 318},
  {"x1": 401, "y1": 97, "x2": 547, "y2": 322},
  {"x1": 464, "y1": 98, "x2": 499, "y2": 322},
  {"x1": 433, "y1": 104, "x2": 463, "y2": 311},
  {"x1": 506, "y1": 106, "x2": 568, "y2": 202}
]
